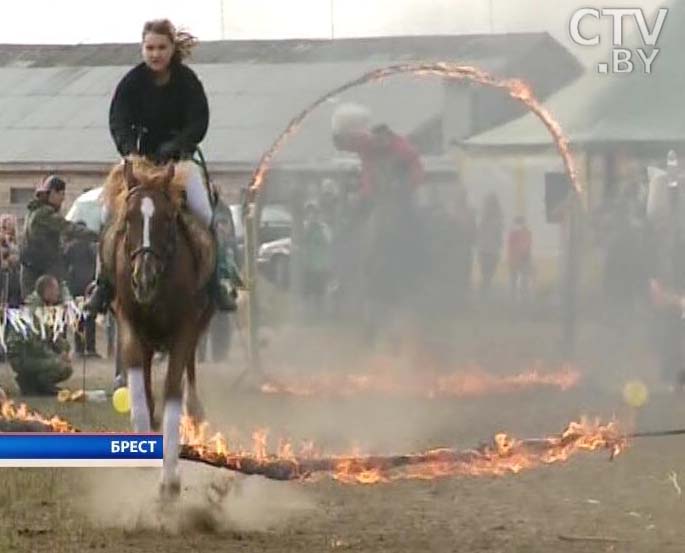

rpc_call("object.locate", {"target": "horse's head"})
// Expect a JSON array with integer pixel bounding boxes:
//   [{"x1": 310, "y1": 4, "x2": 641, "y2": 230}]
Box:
[{"x1": 122, "y1": 160, "x2": 178, "y2": 305}]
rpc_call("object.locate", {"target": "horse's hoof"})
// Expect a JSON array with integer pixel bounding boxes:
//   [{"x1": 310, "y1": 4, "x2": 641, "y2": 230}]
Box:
[{"x1": 159, "y1": 478, "x2": 181, "y2": 501}]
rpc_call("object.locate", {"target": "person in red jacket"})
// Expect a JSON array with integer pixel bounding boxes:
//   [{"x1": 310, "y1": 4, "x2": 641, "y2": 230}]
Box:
[
  {"x1": 332, "y1": 104, "x2": 425, "y2": 344},
  {"x1": 507, "y1": 216, "x2": 533, "y2": 303},
  {"x1": 334, "y1": 123, "x2": 423, "y2": 204}
]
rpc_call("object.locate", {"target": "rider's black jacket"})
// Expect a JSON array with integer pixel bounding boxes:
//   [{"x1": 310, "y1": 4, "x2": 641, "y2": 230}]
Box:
[{"x1": 109, "y1": 61, "x2": 209, "y2": 162}]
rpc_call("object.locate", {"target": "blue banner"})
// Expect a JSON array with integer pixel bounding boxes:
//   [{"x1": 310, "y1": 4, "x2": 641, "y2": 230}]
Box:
[{"x1": 0, "y1": 434, "x2": 163, "y2": 467}]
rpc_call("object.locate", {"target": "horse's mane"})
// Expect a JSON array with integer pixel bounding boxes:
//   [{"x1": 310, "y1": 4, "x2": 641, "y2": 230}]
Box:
[{"x1": 102, "y1": 156, "x2": 191, "y2": 217}]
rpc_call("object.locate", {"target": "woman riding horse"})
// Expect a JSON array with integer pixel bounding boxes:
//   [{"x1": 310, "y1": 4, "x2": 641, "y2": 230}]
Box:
[{"x1": 85, "y1": 18, "x2": 236, "y2": 315}]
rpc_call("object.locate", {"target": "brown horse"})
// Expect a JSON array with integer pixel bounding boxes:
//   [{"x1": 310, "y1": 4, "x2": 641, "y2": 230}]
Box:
[{"x1": 101, "y1": 157, "x2": 216, "y2": 496}]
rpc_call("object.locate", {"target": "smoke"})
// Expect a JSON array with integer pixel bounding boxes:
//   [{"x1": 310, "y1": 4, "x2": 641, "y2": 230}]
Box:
[
  {"x1": 219, "y1": 474, "x2": 315, "y2": 531},
  {"x1": 77, "y1": 465, "x2": 314, "y2": 534}
]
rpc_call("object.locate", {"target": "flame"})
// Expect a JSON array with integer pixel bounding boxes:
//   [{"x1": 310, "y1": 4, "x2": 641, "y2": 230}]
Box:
[
  {"x1": 252, "y1": 428, "x2": 268, "y2": 460},
  {"x1": 259, "y1": 365, "x2": 581, "y2": 399},
  {"x1": 247, "y1": 62, "x2": 579, "y2": 202},
  {"x1": 179, "y1": 415, "x2": 624, "y2": 485},
  {"x1": 0, "y1": 399, "x2": 75, "y2": 433},
  {"x1": 334, "y1": 460, "x2": 386, "y2": 485},
  {"x1": 0, "y1": 400, "x2": 622, "y2": 485}
]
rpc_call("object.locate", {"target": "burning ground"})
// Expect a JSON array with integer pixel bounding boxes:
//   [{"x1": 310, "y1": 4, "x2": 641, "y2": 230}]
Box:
[
  {"x1": 177, "y1": 416, "x2": 623, "y2": 484},
  {"x1": 0, "y1": 318, "x2": 684, "y2": 552},
  {"x1": 258, "y1": 363, "x2": 581, "y2": 399}
]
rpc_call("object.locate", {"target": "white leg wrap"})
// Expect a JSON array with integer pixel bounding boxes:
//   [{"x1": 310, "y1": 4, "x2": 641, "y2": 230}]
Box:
[
  {"x1": 185, "y1": 164, "x2": 212, "y2": 227},
  {"x1": 128, "y1": 368, "x2": 150, "y2": 432},
  {"x1": 162, "y1": 399, "x2": 182, "y2": 485}
]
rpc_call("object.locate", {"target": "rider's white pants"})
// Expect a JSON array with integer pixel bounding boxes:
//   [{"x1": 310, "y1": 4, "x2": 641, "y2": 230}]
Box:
[{"x1": 185, "y1": 163, "x2": 213, "y2": 228}]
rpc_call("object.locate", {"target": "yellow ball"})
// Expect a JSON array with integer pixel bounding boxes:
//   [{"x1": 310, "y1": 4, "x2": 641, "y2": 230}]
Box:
[
  {"x1": 623, "y1": 380, "x2": 648, "y2": 408},
  {"x1": 112, "y1": 387, "x2": 131, "y2": 414}
]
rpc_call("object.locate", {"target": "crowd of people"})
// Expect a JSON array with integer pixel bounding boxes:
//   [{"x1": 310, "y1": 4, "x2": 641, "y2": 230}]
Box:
[
  {"x1": 15, "y1": 14, "x2": 685, "y2": 400},
  {"x1": 0, "y1": 16, "x2": 540, "y2": 397},
  {"x1": 296, "y1": 173, "x2": 535, "y2": 323},
  {"x1": 0, "y1": 175, "x2": 99, "y2": 396},
  {"x1": 597, "y1": 149, "x2": 685, "y2": 389}
]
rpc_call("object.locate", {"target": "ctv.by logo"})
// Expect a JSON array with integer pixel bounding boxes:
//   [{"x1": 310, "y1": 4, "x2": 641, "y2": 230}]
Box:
[{"x1": 569, "y1": 8, "x2": 668, "y2": 74}]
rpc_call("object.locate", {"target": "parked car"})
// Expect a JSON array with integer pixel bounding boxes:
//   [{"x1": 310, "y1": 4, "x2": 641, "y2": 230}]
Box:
[
  {"x1": 229, "y1": 203, "x2": 292, "y2": 246},
  {"x1": 65, "y1": 187, "x2": 103, "y2": 232},
  {"x1": 230, "y1": 204, "x2": 292, "y2": 287},
  {"x1": 66, "y1": 190, "x2": 293, "y2": 287},
  {"x1": 257, "y1": 237, "x2": 291, "y2": 288}
]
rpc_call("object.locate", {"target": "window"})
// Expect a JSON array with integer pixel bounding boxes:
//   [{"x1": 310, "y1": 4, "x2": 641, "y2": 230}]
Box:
[{"x1": 9, "y1": 187, "x2": 34, "y2": 204}]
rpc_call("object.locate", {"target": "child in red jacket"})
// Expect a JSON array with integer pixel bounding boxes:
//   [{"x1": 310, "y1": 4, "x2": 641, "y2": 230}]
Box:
[{"x1": 507, "y1": 216, "x2": 532, "y2": 303}]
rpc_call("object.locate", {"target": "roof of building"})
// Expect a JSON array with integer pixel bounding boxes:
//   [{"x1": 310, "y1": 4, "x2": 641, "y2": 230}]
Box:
[
  {"x1": 0, "y1": 33, "x2": 568, "y2": 67},
  {"x1": 465, "y1": 1, "x2": 682, "y2": 148},
  {"x1": 0, "y1": 33, "x2": 581, "y2": 165}
]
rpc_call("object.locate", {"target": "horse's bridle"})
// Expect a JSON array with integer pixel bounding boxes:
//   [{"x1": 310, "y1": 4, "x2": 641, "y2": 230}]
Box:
[{"x1": 124, "y1": 187, "x2": 178, "y2": 270}]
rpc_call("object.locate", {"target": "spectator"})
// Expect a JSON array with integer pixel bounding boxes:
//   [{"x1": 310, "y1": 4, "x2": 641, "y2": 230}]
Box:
[
  {"x1": 646, "y1": 150, "x2": 685, "y2": 387},
  {"x1": 0, "y1": 214, "x2": 22, "y2": 307},
  {"x1": 507, "y1": 216, "x2": 533, "y2": 304},
  {"x1": 452, "y1": 186, "x2": 477, "y2": 305},
  {"x1": 19, "y1": 175, "x2": 97, "y2": 298},
  {"x1": 477, "y1": 193, "x2": 504, "y2": 298},
  {"x1": 301, "y1": 202, "x2": 332, "y2": 317},
  {"x1": 7, "y1": 275, "x2": 72, "y2": 396}
]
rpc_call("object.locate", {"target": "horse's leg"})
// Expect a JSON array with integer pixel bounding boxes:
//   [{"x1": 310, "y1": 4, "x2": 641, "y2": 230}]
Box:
[
  {"x1": 160, "y1": 326, "x2": 195, "y2": 498},
  {"x1": 185, "y1": 308, "x2": 212, "y2": 424},
  {"x1": 184, "y1": 336, "x2": 205, "y2": 425},
  {"x1": 119, "y1": 318, "x2": 150, "y2": 432},
  {"x1": 143, "y1": 347, "x2": 157, "y2": 430}
]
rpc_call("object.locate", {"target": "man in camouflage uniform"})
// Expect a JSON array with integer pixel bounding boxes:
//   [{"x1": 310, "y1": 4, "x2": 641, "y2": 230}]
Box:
[
  {"x1": 7, "y1": 275, "x2": 73, "y2": 396},
  {"x1": 19, "y1": 175, "x2": 98, "y2": 299}
]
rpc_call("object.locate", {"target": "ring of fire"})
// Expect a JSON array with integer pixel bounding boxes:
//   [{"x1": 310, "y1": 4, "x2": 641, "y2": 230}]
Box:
[{"x1": 246, "y1": 61, "x2": 581, "y2": 203}]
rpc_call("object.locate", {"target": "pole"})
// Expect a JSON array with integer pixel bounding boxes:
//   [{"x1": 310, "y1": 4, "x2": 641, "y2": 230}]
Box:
[
  {"x1": 629, "y1": 429, "x2": 685, "y2": 439},
  {"x1": 243, "y1": 202, "x2": 261, "y2": 373},
  {"x1": 81, "y1": 347, "x2": 87, "y2": 422},
  {"x1": 289, "y1": 187, "x2": 305, "y2": 318},
  {"x1": 562, "y1": 195, "x2": 580, "y2": 357}
]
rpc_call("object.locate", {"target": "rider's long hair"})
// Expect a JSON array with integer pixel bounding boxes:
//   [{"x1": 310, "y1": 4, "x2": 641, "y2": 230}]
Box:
[{"x1": 142, "y1": 19, "x2": 197, "y2": 65}]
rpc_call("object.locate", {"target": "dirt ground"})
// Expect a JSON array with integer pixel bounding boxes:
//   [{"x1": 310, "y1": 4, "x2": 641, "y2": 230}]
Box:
[{"x1": 1, "y1": 310, "x2": 685, "y2": 553}]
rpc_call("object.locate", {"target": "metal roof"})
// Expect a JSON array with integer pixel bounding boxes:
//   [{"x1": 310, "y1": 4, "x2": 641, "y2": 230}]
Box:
[
  {"x1": 0, "y1": 62, "x2": 445, "y2": 164},
  {"x1": 0, "y1": 33, "x2": 582, "y2": 165},
  {"x1": 0, "y1": 33, "x2": 563, "y2": 67}
]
